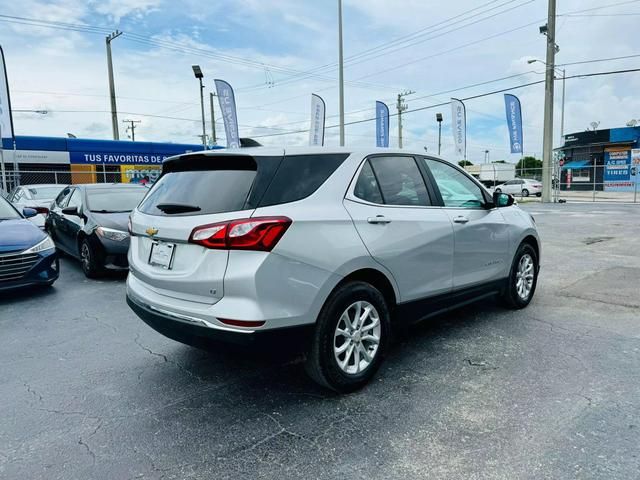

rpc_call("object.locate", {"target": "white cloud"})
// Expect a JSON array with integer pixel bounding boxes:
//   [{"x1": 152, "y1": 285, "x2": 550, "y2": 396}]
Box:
[{"x1": 91, "y1": 0, "x2": 162, "y2": 23}]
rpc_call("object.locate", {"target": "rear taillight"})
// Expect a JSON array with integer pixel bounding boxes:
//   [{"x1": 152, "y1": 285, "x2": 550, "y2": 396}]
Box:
[{"x1": 189, "y1": 216, "x2": 292, "y2": 251}]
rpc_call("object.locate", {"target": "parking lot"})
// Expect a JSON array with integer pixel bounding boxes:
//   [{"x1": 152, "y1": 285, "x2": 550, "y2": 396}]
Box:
[{"x1": 1, "y1": 203, "x2": 639, "y2": 480}]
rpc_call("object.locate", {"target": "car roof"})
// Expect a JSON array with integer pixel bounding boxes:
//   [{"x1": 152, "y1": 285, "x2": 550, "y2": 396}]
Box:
[
  {"x1": 167, "y1": 146, "x2": 450, "y2": 163},
  {"x1": 20, "y1": 184, "x2": 63, "y2": 189},
  {"x1": 74, "y1": 183, "x2": 148, "y2": 190}
]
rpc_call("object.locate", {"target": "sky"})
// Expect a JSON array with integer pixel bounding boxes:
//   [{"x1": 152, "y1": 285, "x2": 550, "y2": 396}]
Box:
[{"x1": 0, "y1": 0, "x2": 639, "y2": 163}]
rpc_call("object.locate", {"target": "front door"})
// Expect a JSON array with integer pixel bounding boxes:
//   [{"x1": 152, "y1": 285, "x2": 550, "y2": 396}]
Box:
[
  {"x1": 424, "y1": 158, "x2": 510, "y2": 289},
  {"x1": 344, "y1": 155, "x2": 454, "y2": 302}
]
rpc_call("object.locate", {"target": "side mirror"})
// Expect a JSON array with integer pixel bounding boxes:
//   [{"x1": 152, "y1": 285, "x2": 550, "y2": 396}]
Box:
[
  {"x1": 493, "y1": 191, "x2": 515, "y2": 208},
  {"x1": 62, "y1": 206, "x2": 79, "y2": 216},
  {"x1": 22, "y1": 207, "x2": 38, "y2": 218}
]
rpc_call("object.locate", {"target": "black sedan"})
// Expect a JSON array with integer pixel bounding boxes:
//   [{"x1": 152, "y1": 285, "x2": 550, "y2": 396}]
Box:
[
  {"x1": 0, "y1": 196, "x2": 59, "y2": 291},
  {"x1": 46, "y1": 184, "x2": 147, "y2": 278}
]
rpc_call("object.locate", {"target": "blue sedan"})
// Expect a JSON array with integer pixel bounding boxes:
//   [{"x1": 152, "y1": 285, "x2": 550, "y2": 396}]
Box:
[{"x1": 0, "y1": 196, "x2": 59, "y2": 291}]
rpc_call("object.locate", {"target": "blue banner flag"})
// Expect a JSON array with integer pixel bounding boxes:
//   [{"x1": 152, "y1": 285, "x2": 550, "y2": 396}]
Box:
[
  {"x1": 504, "y1": 94, "x2": 523, "y2": 154},
  {"x1": 375, "y1": 101, "x2": 389, "y2": 147},
  {"x1": 215, "y1": 79, "x2": 240, "y2": 149}
]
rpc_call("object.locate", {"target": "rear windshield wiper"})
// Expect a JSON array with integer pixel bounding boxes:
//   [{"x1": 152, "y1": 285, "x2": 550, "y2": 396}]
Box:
[{"x1": 156, "y1": 203, "x2": 201, "y2": 214}]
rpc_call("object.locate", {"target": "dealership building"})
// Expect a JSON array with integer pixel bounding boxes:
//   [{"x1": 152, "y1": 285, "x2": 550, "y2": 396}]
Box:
[
  {"x1": 558, "y1": 127, "x2": 640, "y2": 191},
  {"x1": 0, "y1": 136, "x2": 212, "y2": 188}
]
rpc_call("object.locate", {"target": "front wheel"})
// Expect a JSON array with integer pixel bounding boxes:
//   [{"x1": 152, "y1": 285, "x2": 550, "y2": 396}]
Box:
[
  {"x1": 81, "y1": 238, "x2": 104, "y2": 278},
  {"x1": 305, "y1": 281, "x2": 390, "y2": 393},
  {"x1": 521, "y1": 189, "x2": 530, "y2": 197},
  {"x1": 502, "y1": 243, "x2": 538, "y2": 309}
]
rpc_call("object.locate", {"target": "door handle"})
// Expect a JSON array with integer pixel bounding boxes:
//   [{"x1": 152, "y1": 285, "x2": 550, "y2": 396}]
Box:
[
  {"x1": 367, "y1": 215, "x2": 392, "y2": 224},
  {"x1": 453, "y1": 216, "x2": 469, "y2": 224}
]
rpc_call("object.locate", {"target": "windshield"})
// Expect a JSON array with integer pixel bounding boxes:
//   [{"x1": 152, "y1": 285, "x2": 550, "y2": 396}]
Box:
[
  {"x1": 28, "y1": 186, "x2": 64, "y2": 200},
  {"x1": 0, "y1": 197, "x2": 21, "y2": 220},
  {"x1": 87, "y1": 188, "x2": 147, "y2": 213}
]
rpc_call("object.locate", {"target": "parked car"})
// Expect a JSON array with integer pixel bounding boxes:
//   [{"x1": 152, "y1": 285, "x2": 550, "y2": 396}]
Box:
[
  {"x1": 7, "y1": 184, "x2": 65, "y2": 229},
  {"x1": 494, "y1": 178, "x2": 542, "y2": 197},
  {"x1": 46, "y1": 183, "x2": 148, "y2": 278},
  {"x1": 126, "y1": 148, "x2": 540, "y2": 392},
  {"x1": 0, "y1": 195, "x2": 59, "y2": 290}
]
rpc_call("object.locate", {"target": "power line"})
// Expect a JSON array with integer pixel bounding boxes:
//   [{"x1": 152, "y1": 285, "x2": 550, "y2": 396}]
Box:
[
  {"x1": 557, "y1": 53, "x2": 640, "y2": 66},
  {"x1": 249, "y1": 67, "x2": 640, "y2": 139}
]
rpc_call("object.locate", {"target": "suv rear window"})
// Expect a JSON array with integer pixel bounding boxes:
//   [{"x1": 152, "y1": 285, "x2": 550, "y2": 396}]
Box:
[{"x1": 138, "y1": 153, "x2": 349, "y2": 216}]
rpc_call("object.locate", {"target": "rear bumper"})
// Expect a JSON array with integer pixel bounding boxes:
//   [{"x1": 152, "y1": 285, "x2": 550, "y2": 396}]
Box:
[
  {"x1": 0, "y1": 249, "x2": 59, "y2": 291},
  {"x1": 127, "y1": 293, "x2": 312, "y2": 347}
]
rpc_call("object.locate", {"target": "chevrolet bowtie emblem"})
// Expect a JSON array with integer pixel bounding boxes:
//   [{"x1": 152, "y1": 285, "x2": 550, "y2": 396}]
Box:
[{"x1": 146, "y1": 227, "x2": 158, "y2": 237}]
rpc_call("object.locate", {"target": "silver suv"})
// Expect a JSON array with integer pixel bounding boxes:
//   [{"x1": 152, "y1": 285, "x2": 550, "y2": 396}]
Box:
[{"x1": 126, "y1": 148, "x2": 540, "y2": 392}]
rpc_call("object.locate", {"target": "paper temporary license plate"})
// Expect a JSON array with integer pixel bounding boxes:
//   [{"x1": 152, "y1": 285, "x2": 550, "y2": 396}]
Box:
[{"x1": 148, "y1": 241, "x2": 176, "y2": 269}]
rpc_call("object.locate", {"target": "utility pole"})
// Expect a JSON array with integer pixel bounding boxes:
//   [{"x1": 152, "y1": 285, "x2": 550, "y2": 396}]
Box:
[
  {"x1": 209, "y1": 92, "x2": 217, "y2": 145},
  {"x1": 397, "y1": 90, "x2": 414, "y2": 149},
  {"x1": 485, "y1": 150, "x2": 490, "y2": 164},
  {"x1": 338, "y1": 0, "x2": 345, "y2": 146},
  {"x1": 106, "y1": 30, "x2": 122, "y2": 141},
  {"x1": 559, "y1": 68, "x2": 566, "y2": 139},
  {"x1": 123, "y1": 119, "x2": 140, "y2": 141},
  {"x1": 541, "y1": 0, "x2": 557, "y2": 202}
]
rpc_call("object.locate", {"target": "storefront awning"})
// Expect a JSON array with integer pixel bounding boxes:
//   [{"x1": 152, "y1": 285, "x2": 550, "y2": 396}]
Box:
[{"x1": 562, "y1": 159, "x2": 591, "y2": 169}]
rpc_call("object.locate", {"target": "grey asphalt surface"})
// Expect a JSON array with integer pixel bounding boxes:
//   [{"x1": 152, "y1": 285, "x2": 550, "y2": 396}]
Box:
[{"x1": 1, "y1": 203, "x2": 639, "y2": 480}]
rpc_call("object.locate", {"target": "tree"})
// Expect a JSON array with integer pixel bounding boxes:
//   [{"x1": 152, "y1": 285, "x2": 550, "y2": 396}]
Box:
[
  {"x1": 458, "y1": 160, "x2": 473, "y2": 167},
  {"x1": 515, "y1": 156, "x2": 542, "y2": 178},
  {"x1": 492, "y1": 160, "x2": 507, "y2": 164}
]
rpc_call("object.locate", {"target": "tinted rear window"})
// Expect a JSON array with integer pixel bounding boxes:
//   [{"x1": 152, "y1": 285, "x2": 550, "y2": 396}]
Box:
[
  {"x1": 258, "y1": 154, "x2": 349, "y2": 207},
  {"x1": 139, "y1": 170, "x2": 257, "y2": 216},
  {"x1": 87, "y1": 188, "x2": 148, "y2": 212}
]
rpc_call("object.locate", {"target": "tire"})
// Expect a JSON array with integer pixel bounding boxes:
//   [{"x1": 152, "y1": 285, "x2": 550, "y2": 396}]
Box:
[
  {"x1": 521, "y1": 189, "x2": 530, "y2": 197},
  {"x1": 536, "y1": 192, "x2": 542, "y2": 197},
  {"x1": 494, "y1": 188, "x2": 502, "y2": 194},
  {"x1": 305, "y1": 281, "x2": 391, "y2": 393},
  {"x1": 80, "y1": 238, "x2": 104, "y2": 278},
  {"x1": 501, "y1": 243, "x2": 538, "y2": 309}
]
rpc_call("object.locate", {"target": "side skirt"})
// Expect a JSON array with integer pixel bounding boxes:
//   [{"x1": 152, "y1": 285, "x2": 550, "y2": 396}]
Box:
[{"x1": 394, "y1": 279, "x2": 508, "y2": 325}]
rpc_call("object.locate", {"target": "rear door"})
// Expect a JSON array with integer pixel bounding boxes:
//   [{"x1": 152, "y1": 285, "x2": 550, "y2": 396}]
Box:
[
  {"x1": 423, "y1": 158, "x2": 510, "y2": 288},
  {"x1": 48, "y1": 186, "x2": 73, "y2": 250},
  {"x1": 344, "y1": 155, "x2": 454, "y2": 302},
  {"x1": 129, "y1": 153, "x2": 283, "y2": 305}
]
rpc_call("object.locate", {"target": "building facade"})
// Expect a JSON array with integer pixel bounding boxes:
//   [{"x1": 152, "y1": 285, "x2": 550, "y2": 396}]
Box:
[{"x1": 559, "y1": 127, "x2": 640, "y2": 192}]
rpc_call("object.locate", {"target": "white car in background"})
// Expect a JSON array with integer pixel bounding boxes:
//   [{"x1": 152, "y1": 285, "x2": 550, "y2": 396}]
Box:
[
  {"x1": 7, "y1": 184, "x2": 66, "y2": 228},
  {"x1": 494, "y1": 178, "x2": 542, "y2": 197}
]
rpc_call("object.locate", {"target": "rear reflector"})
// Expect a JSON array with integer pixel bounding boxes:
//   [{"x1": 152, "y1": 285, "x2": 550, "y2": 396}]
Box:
[
  {"x1": 218, "y1": 318, "x2": 266, "y2": 328},
  {"x1": 189, "y1": 216, "x2": 292, "y2": 251}
]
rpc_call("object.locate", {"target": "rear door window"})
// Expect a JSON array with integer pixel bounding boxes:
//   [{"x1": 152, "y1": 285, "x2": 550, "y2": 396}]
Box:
[{"x1": 258, "y1": 153, "x2": 349, "y2": 207}]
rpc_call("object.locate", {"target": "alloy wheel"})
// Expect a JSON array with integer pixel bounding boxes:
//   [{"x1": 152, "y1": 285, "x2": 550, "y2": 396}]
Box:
[
  {"x1": 81, "y1": 243, "x2": 90, "y2": 271},
  {"x1": 333, "y1": 301, "x2": 381, "y2": 375},
  {"x1": 515, "y1": 253, "x2": 534, "y2": 300}
]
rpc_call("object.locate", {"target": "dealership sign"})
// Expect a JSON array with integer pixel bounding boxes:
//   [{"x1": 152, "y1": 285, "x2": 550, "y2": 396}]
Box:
[{"x1": 70, "y1": 152, "x2": 171, "y2": 165}]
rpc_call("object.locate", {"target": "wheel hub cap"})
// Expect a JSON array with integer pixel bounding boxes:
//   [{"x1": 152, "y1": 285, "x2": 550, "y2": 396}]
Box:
[{"x1": 333, "y1": 300, "x2": 381, "y2": 375}]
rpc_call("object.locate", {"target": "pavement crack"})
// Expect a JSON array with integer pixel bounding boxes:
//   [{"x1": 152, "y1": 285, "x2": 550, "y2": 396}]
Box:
[
  {"x1": 85, "y1": 311, "x2": 117, "y2": 334},
  {"x1": 24, "y1": 382, "x2": 43, "y2": 402},
  {"x1": 134, "y1": 333, "x2": 204, "y2": 383},
  {"x1": 78, "y1": 437, "x2": 96, "y2": 464}
]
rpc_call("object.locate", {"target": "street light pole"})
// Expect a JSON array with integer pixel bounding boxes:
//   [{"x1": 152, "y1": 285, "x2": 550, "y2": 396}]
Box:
[
  {"x1": 436, "y1": 113, "x2": 443, "y2": 155},
  {"x1": 192, "y1": 65, "x2": 206, "y2": 148},
  {"x1": 106, "y1": 30, "x2": 122, "y2": 141},
  {"x1": 209, "y1": 92, "x2": 217, "y2": 145},
  {"x1": 338, "y1": 0, "x2": 345, "y2": 146},
  {"x1": 541, "y1": 0, "x2": 557, "y2": 203}
]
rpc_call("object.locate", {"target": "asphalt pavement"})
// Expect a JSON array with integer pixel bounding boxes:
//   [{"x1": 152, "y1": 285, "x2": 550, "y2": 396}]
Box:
[{"x1": 1, "y1": 203, "x2": 639, "y2": 480}]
